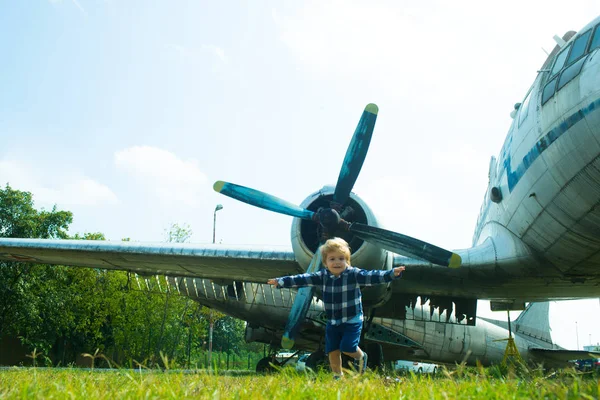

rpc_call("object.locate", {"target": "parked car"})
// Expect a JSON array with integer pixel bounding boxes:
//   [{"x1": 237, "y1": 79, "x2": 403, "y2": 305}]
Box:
[
  {"x1": 575, "y1": 358, "x2": 600, "y2": 372},
  {"x1": 393, "y1": 360, "x2": 439, "y2": 374}
]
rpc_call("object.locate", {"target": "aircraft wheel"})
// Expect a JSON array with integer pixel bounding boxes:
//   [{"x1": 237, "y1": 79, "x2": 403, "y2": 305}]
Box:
[
  {"x1": 305, "y1": 350, "x2": 328, "y2": 372},
  {"x1": 365, "y1": 342, "x2": 384, "y2": 371},
  {"x1": 256, "y1": 356, "x2": 279, "y2": 373}
]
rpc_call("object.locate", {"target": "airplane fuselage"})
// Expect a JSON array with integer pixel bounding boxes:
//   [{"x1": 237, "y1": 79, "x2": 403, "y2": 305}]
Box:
[{"x1": 473, "y1": 16, "x2": 600, "y2": 296}]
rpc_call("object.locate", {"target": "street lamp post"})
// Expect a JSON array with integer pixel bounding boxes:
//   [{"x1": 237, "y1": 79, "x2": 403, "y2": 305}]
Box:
[
  {"x1": 213, "y1": 204, "x2": 223, "y2": 244},
  {"x1": 208, "y1": 204, "x2": 223, "y2": 369}
]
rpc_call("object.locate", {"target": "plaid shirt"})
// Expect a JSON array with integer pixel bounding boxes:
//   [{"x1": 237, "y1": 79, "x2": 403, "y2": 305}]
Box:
[{"x1": 277, "y1": 266, "x2": 398, "y2": 325}]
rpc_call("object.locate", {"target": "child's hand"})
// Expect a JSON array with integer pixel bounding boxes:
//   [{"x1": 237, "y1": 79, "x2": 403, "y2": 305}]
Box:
[
  {"x1": 267, "y1": 279, "x2": 279, "y2": 287},
  {"x1": 393, "y1": 266, "x2": 406, "y2": 277}
]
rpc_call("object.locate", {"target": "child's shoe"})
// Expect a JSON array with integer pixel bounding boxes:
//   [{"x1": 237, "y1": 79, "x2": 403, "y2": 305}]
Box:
[{"x1": 360, "y1": 352, "x2": 368, "y2": 374}]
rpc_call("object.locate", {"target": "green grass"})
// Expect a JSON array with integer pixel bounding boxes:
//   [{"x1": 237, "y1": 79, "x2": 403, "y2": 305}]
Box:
[{"x1": 0, "y1": 366, "x2": 598, "y2": 399}]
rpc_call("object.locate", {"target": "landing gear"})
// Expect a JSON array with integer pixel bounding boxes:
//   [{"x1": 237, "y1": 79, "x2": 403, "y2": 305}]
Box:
[
  {"x1": 362, "y1": 309, "x2": 385, "y2": 372},
  {"x1": 256, "y1": 355, "x2": 280, "y2": 373},
  {"x1": 365, "y1": 342, "x2": 384, "y2": 371},
  {"x1": 305, "y1": 350, "x2": 328, "y2": 371}
]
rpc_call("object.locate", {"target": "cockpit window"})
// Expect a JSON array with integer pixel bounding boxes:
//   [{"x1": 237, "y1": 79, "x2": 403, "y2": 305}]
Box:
[
  {"x1": 542, "y1": 23, "x2": 600, "y2": 107},
  {"x1": 566, "y1": 29, "x2": 591, "y2": 65},
  {"x1": 590, "y1": 25, "x2": 600, "y2": 52},
  {"x1": 550, "y1": 44, "x2": 572, "y2": 76},
  {"x1": 558, "y1": 55, "x2": 588, "y2": 91}
]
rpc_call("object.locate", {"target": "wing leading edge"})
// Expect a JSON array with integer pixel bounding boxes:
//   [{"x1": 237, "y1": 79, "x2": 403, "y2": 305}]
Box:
[
  {"x1": 0, "y1": 238, "x2": 302, "y2": 283},
  {"x1": 529, "y1": 349, "x2": 600, "y2": 364},
  {"x1": 387, "y1": 228, "x2": 596, "y2": 301}
]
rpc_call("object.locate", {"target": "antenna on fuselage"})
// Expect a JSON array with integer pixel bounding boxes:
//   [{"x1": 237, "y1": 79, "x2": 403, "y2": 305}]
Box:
[{"x1": 553, "y1": 35, "x2": 567, "y2": 48}]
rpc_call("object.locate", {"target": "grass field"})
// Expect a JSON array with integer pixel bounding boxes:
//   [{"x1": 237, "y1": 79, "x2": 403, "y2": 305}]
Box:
[{"x1": 0, "y1": 366, "x2": 598, "y2": 399}]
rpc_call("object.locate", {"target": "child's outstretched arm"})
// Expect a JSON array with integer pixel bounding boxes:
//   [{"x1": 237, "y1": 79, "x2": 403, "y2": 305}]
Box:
[
  {"x1": 355, "y1": 265, "x2": 406, "y2": 286},
  {"x1": 267, "y1": 271, "x2": 324, "y2": 289}
]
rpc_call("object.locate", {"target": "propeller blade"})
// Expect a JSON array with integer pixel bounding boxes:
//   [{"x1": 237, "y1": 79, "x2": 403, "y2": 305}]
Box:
[
  {"x1": 349, "y1": 222, "x2": 462, "y2": 268},
  {"x1": 214, "y1": 181, "x2": 314, "y2": 221},
  {"x1": 281, "y1": 248, "x2": 323, "y2": 349},
  {"x1": 333, "y1": 103, "x2": 378, "y2": 205}
]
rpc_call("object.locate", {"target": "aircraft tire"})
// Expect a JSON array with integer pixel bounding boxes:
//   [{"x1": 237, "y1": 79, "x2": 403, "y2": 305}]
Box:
[
  {"x1": 256, "y1": 356, "x2": 279, "y2": 373},
  {"x1": 365, "y1": 342, "x2": 384, "y2": 371},
  {"x1": 305, "y1": 350, "x2": 328, "y2": 372}
]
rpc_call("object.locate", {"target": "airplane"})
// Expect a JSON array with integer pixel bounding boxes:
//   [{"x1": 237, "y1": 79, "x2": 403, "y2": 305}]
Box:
[{"x1": 2, "y1": 14, "x2": 600, "y2": 371}]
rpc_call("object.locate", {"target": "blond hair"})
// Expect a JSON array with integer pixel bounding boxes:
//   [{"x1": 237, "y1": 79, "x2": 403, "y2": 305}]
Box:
[{"x1": 320, "y1": 237, "x2": 351, "y2": 263}]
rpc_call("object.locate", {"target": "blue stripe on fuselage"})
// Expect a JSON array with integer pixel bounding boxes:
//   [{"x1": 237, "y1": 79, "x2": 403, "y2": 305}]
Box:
[{"x1": 504, "y1": 97, "x2": 600, "y2": 192}]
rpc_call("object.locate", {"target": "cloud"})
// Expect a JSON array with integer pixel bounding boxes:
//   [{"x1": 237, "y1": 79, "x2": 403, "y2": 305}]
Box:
[
  {"x1": 0, "y1": 159, "x2": 117, "y2": 207},
  {"x1": 114, "y1": 146, "x2": 208, "y2": 206},
  {"x1": 277, "y1": 1, "x2": 414, "y2": 79},
  {"x1": 201, "y1": 44, "x2": 227, "y2": 63},
  {"x1": 37, "y1": 178, "x2": 118, "y2": 206},
  {"x1": 273, "y1": 0, "x2": 571, "y2": 102}
]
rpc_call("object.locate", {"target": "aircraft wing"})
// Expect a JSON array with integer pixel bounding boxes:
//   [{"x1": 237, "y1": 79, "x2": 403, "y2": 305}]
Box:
[
  {"x1": 389, "y1": 236, "x2": 568, "y2": 301},
  {"x1": 0, "y1": 238, "x2": 303, "y2": 283},
  {"x1": 529, "y1": 349, "x2": 600, "y2": 363}
]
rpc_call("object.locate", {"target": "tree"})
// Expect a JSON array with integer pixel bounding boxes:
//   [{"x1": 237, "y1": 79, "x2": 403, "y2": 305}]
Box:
[
  {"x1": 0, "y1": 186, "x2": 257, "y2": 368},
  {"x1": 0, "y1": 184, "x2": 72, "y2": 239},
  {"x1": 164, "y1": 223, "x2": 192, "y2": 243},
  {"x1": 0, "y1": 184, "x2": 74, "y2": 354}
]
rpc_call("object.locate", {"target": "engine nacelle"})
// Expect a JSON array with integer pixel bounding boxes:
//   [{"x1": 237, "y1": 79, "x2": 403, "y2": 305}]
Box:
[{"x1": 290, "y1": 185, "x2": 391, "y2": 306}]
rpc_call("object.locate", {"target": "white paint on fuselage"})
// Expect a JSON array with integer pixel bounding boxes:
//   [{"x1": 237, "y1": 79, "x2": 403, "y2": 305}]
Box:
[
  {"x1": 376, "y1": 308, "x2": 554, "y2": 365},
  {"x1": 474, "y1": 16, "x2": 600, "y2": 277}
]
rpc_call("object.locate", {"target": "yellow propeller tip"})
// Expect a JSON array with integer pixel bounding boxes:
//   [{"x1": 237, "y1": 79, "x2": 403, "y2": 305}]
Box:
[
  {"x1": 281, "y1": 335, "x2": 295, "y2": 350},
  {"x1": 448, "y1": 253, "x2": 462, "y2": 268},
  {"x1": 365, "y1": 103, "x2": 378, "y2": 115},
  {"x1": 213, "y1": 181, "x2": 225, "y2": 192}
]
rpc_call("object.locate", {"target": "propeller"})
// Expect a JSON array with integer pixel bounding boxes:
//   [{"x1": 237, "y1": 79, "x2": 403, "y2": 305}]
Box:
[
  {"x1": 280, "y1": 250, "x2": 322, "y2": 349},
  {"x1": 333, "y1": 103, "x2": 377, "y2": 206},
  {"x1": 213, "y1": 181, "x2": 314, "y2": 221},
  {"x1": 214, "y1": 103, "x2": 461, "y2": 347},
  {"x1": 346, "y1": 222, "x2": 462, "y2": 268},
  {"x1": 213, "y1": 104, "x2": 461, "y2": 267}
]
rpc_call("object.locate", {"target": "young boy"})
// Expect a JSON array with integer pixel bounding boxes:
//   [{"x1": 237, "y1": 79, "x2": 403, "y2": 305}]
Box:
[{"x1": 267, "y1": 237, "x2": 405, "y2": 377}]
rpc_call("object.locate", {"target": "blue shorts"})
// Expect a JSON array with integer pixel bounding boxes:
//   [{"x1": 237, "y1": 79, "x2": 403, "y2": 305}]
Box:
[{"x1": 325, "y1": 321, "x2": 362, "y2": 354}]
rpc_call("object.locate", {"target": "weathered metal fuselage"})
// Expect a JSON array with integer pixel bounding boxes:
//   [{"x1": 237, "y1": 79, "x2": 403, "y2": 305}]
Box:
[
  {"x1": 473, "y1": 16, "x2": 600, "y2": 297},
  {"x1": 172, "y1": 276, "x2": 552, "y2": 365}
]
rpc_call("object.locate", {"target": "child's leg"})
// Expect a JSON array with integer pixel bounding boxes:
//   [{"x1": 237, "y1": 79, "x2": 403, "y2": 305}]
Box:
[
  {"x1": 343, "y1": 347, "x2": 363, "y2": 360},
  {"x1": 328, "y1": 350, "x2": 342, "y2": 375},
  {"x1": 339, "y1": 322, "x2": 367, "y2": 372},
  {"x1": 325, "y1": 323, "x2": 343, "y2": 376}
]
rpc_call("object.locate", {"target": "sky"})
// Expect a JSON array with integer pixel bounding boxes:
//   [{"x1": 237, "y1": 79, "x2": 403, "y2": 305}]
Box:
[{"x1": 0, "y1": 0, "x2": 599, "y2": 351}]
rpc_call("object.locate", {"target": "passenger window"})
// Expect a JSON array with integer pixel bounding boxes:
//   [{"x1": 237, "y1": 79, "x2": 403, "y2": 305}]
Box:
[
  {"x1": 566, "y1": 30, "x2": 591, "y2": 65},
  {"x1": 590, "y1": 25, "x2": 600, "y2": 52},
  {"x1": 558, "y1": 55, "x2": 588, "y2": 90},
  {"x1": 551, "y1": 44, "x2": 572, "y2": 76},
  {"x1": 542, "y1": 77, "x2": 557, "y2": 105}
]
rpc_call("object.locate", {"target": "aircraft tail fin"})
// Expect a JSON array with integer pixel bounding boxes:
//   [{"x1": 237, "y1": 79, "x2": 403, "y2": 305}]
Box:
[{"x1": 514, "y1": 302, "x2": 554, "y2": 346}]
